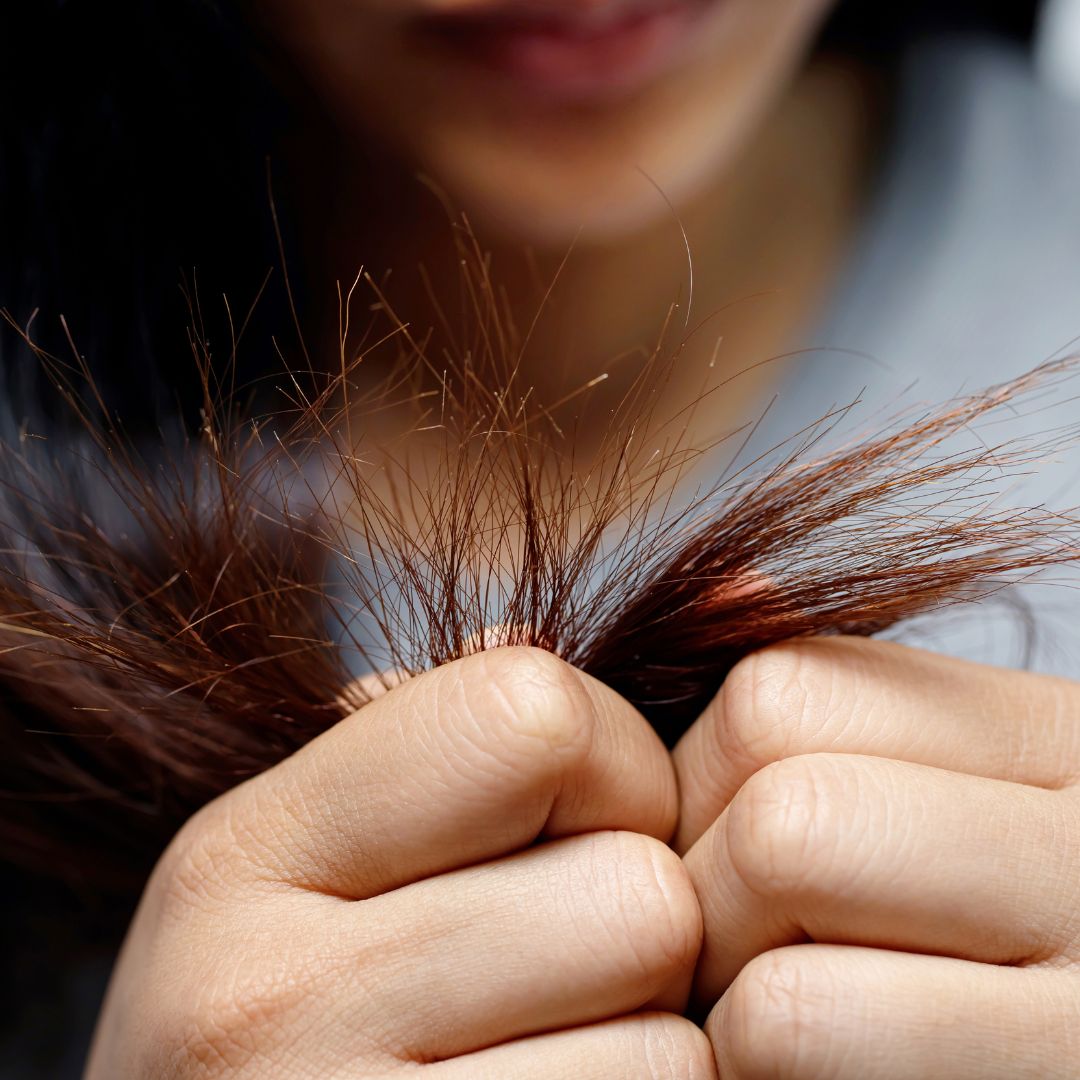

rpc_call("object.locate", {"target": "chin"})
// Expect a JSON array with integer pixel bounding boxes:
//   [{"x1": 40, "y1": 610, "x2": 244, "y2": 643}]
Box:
[
  {"x1": 453, "y1": 182, "x2": 686, "y2": 247},
  {"x1": 421, "y1": 130, "x2": 728, "y2": 247},
  {"x1": 404, "y1": 43, "x2": 776, "y2": 246}
]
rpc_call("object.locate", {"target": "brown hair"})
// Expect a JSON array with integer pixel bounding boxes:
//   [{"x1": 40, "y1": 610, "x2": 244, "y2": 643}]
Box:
[{"x1": 1, "y1": 243, "x2": 1077, "y2": 896}]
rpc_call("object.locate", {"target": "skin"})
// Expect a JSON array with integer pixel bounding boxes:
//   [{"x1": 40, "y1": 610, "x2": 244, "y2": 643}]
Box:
[
  {"x1": 257, "y1": 0, "x2": 837, "y2": 241},
  {"x1": 674, "y1": 638, "x2": 1080, "y2": 1077},
  {"x1": 87, "y1": 0, "x2": 1080, "y2": 1075},
  {"x1": 86, "y1": 641, "x2": 1080, "y2": 1077},
  {"x1": 268, "y1": 0, "x2": 876, "y2": 442},
  {"x1": 86, "y1": 649, "x2": 711, "y2": 1077}
]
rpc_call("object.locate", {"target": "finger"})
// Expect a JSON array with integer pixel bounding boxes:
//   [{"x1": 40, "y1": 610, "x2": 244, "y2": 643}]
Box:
[
  {"x1": 327, "y1": 832, "x2": 701, "y2": 1061},
  {"x1": 207, "y1": 646, "x2": 677, "y2": 897},
  {"x1": 425, "y1": 1013, "x2": 717, "y2": 1079},
  {"x1": 686, "y1": 754, "x2": 1079, "y2": 1004},
  {"x1": 673, "y1": 637, "x2": 1080, "y2": 852},
  {"x1": 707, "y1": 945, "x2": 1080, "y2": 1079},
  {"x1": 336, "y1": 626, "x2": 513, "y2": 709},
  {"x1": 215, "y1": 833, "x2": 701, "y2": 1068}
]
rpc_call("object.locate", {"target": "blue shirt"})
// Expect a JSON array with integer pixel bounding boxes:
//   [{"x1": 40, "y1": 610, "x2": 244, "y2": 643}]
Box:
[{"x1": 764, "y1": 34, "x2": 1080, "y2": 676}]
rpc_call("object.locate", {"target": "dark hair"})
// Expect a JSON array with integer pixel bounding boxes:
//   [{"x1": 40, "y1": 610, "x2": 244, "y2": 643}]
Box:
[
  {"x1": 0, "y1": 2, "x2": 292, "y2": 431},
  {"x1": 824, "y1": 0, "x2": 1037, "y2": 52}
]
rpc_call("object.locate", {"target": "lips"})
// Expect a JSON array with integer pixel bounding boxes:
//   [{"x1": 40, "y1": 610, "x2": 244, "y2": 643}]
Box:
[{"x1": 412, "y1": 0, "x2": 713, "y2": 103}]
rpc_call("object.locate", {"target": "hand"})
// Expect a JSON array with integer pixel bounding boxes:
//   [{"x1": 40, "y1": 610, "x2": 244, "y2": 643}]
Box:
[
  {"x1": 673, "y1": 637, "x2": 1080, "y2": 1079},
  {"x1": 85, "y1": 647, "x2": 713, "y2": 1079}
]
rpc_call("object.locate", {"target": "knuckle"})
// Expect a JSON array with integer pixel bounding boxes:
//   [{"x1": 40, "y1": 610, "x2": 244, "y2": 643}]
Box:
[
  {"x1": 158, "y1": 782, "x2": 317, "y2": 915},
  {"x1": 719, "y1": 646, "x2": 817, "y2": 772},
  {"x1": 159, "y1": 962, "x2": 316, "y2": 1079},
  {"x1": 163, "y1": 1003, "x2": 254, "y2": 1079},
  {"x1": 586, "y1": 832, "x2": 702, "y2": 982},
  {"x1": 632, "y1": 1014, "x2": 717, "y2": 1079},
  {"x1": 461, "y1": 646, "x2": 596, "y2": 762},
  {"x1": 153, "y1": 805, "x2": 246, "y2": 919},
  {"x1": 713, "y1": 950, "x2": 834, "y2": 1079},
  {"x1": 725, "y1": 756, "x2": 848, "y2": 900}
]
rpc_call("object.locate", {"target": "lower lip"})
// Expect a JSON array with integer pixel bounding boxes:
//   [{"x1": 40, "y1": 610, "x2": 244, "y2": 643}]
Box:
[{"x1": 415, "y1": 1, "x2": 713, "y2": 103}]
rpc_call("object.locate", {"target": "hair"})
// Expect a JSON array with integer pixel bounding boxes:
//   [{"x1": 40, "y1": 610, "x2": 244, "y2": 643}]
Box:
[
  {"x1": 0, "y1": 0, "x2": 1062, "y2": 920},
  {"x1": 823, "y1": 1, "x2": 1037, "y2": 53},
  {"x1": 1, "y1": 226, "x2": 1077, "y2": 898}
]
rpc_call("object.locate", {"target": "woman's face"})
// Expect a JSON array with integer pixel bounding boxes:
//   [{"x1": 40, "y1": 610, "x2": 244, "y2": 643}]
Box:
[{"x1": 256, "y1": 0, "x2": 837, "y2": 243}]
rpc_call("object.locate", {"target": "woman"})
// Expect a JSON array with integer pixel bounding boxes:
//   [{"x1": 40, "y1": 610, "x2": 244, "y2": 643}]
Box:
[{"x1": 4, "y1": 1, "x2": 1080, "y2": 1076}]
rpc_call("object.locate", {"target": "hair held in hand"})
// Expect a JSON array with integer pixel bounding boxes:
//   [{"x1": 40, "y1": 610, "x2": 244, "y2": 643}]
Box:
[{"x1": 1, "y1": 230, "x2": 1078, "y2": 895}]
